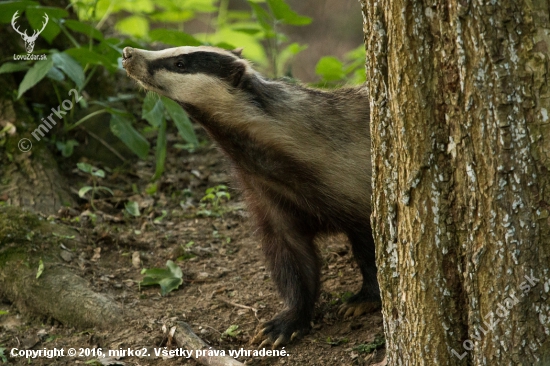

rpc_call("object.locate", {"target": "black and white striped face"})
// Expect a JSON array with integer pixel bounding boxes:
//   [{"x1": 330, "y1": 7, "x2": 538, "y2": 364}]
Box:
[{"x1": 122, "y1": 46, "x2": 251, "y2": 107}]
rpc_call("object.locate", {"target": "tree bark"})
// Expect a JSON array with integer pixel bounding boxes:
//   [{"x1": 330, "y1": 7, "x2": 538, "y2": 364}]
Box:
[
  {"x1": 361, "y1": 0, "x2": 550, "y2": 364},
  {"x1": 0, "y1": 205, "x2": 127, "y2": 329}
]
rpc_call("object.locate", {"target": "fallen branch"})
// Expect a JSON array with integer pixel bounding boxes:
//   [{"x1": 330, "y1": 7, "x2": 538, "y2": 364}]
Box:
[{"x1": 174, "y1": 321, "x2": 245, "y2": 366}]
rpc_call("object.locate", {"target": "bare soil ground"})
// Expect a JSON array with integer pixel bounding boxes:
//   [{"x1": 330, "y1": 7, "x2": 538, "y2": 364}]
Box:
[{"x1": 0, "y1": 130, "x2": 385, "y2": 366}]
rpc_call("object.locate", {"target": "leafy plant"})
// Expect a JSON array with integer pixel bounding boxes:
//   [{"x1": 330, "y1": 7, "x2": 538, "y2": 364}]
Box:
[
  {"x1": 0, "y1": 346, "x2": 6, "y2": 363},
  {"x1": 140, "y1": 260, "x2": 183, "y2": 296},
  {"x1": 77, "y1": 162, "x2": 113, "y2": 209},
  {"x1": 197, "y1": 185, "x2": 231, "y2": 217},
  {"x1": 221, "y1": 324, "x2": 241, "y2": 339},
  {"x1": 314, "y1": 45, "x2": 367, "y2": 87},
  {"x1": 353, "y1": 334, "x2": 386, "y2": 354}
]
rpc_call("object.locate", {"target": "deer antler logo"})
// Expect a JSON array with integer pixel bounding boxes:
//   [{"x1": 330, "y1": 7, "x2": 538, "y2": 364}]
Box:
[{"x1": 11, "y1": 11, "x2": 49, "y2": 54}]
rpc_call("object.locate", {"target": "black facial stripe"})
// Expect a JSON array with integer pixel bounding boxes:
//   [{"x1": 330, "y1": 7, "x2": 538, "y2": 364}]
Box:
[{"x1": 146, "y1": 51, "x2": 241, "y2": 83}]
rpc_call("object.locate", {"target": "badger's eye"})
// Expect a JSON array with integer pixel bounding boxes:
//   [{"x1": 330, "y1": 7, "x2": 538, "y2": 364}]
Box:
[{"x1": 175, "y1": 61, "x2": 184, "y2": 69}]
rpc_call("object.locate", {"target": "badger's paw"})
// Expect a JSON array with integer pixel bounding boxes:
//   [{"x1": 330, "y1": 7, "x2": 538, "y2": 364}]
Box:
[
  {"x1": 251, "y1": 310, "x2": 310, "y2": 348},
  {"x1": 339, "y1": 292, "x2": 381, "y2": 318}
]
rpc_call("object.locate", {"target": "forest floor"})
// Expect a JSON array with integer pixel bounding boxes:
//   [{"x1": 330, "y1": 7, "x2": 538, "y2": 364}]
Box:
[{"x1": 0, "y1": 127, "x2": 385, "y2": 366}]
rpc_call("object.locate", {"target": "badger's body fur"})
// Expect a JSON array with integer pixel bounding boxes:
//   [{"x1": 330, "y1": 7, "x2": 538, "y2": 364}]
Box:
[{"x1": 122, "y1": 46, "x2": 379, "y2": 347}]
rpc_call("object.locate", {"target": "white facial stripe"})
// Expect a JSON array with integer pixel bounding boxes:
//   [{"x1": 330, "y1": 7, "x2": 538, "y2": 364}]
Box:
[{"x1": 132, "y1": 46, "x2": 238, "y2": 62}]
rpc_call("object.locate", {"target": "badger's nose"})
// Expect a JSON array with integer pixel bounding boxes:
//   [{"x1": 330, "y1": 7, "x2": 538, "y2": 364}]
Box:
[{"x1": 122, "y1": 47, "x2": 133, "y2": 61}]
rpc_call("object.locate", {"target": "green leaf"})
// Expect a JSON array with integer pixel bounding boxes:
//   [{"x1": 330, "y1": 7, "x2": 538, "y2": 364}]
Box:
[
  {"x1": 247, "y1": 1, "x2": 274, "y2": 35},
  {"x1": 63, "y1": 19, "x2": 103, "y2": 41},
  {"x1": 0, "y1": 62, "x2": 29, "y2": 74},
  {"x1": 96, "y1": 186, "x2": 114, "y2": 195},
  {"x1": 109, "y1": 114, "x2": 150, "y2": 159},
  {"x1": 78, "y1": 186, "x2": 93, "y2": 198},
  {"x1": 0, "y1": 1, "x2": 38, "y2": 23},
  {"x1": 353, "y1": 335, "x2": 385, "y2": 354},
  {"x1": 277, "y1": 42, "x2": 307, "y2": 76},
  {"x1": 46, "y1": 66, "x2": 65, "y2": 81},
  {"x1": 142, "y1": 92, "x2": 164, "y2": 127},
  {"x1": 125, "y1": 201, "x2": 141, "y2": 217},
  {"x1": 77, "y1": 162, "x2": 93, "y2": 173},
  {"x1": 52, "y1": 52, "x2": 85, "y2": 90},
  {"x1": 17, "y1": 58, "x2": 53, "y2": 99},
  {"x1": 315, "y1": 56, "x2": 345, "y2": 82},
  {"x1": 222, "y1": 325, "x2": 241, "y2": 338},
  {"x1": 65, "y1": 47, "x2": 117, "y2": 73},
  {"x1": 266, "y1": 0, "x2": 312, "y2": 25},
  {"x1": 56, "y1": 139, "x2": 79, "y2": 157},
  {"x1": 92, "y1": 169, "x2": 105, "y2": 178},
  {"x1": 153, "y1": 210, "x2": 167, "y2": 224},
  {"x1": 161, "y1": 96, "x2": 198, "y2": 145},
  {"x1": 140, "y1": 260, "x2": 183, "y2": 296},
  {"x1": 115, "y1": 15, "x2": 149, "y2": 38},
  {"x1": 26, "y1": 6, "x2": 69, "y2": 44},
  {"x1": 36, "y1": 259, "x2": 44, "y2": 279},
  {"x1": 149, "y1": 29, "x2": 202, "y2": 47},
  {"x1": 152, "y1": 118, "x2": 167, "y2": 181},
  {"x1": 150, "y1": 10, "x2": 194, "y2": 22}
]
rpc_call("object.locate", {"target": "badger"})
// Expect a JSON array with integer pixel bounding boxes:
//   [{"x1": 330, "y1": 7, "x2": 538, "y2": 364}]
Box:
[{"x1": 122, "y1": 46, "x2": 380, "y2": 347}]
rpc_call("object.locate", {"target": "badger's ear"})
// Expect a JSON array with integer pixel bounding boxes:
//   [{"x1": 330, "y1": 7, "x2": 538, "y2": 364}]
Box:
[
  {"x1": 230, "y1": 61, "x2": 246, "y2": 87},
  {"x1": 230, "y1": 48, "x2": 244, "y2": 58}
]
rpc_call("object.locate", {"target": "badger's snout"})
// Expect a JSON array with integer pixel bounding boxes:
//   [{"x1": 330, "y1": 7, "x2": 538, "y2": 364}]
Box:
[{"x1": 122, "y1": 47, "x2": 134, "y2": 68}]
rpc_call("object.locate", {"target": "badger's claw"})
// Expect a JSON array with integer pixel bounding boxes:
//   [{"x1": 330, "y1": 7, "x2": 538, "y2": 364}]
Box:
[
  {"x1": 339, "y1": 300, "x2": 381, "y2": 318},
  {"x1": 251, "y1": 311, "x2": 309, "y2": 348}
]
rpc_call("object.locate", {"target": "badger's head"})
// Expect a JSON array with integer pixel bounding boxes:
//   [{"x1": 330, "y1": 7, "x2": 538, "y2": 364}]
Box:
[{"x1": 122, "y1": 46, "x2": 253, "y2": 109}]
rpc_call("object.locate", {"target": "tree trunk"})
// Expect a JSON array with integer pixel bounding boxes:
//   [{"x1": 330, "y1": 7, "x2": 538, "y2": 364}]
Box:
[{"x1": 361, "y1": 0, "x2": 550, "y2": 364}]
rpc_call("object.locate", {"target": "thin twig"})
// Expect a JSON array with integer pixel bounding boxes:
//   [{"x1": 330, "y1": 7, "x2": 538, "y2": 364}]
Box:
[{"x1": 83, "y1": 128, "x2": 127, "y2": 163}]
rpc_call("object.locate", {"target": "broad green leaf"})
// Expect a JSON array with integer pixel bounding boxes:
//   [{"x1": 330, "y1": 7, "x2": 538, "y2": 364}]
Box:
[
  {"x1": 161, "y1": 96, "x2": 198, "y2": 145},
  {"x1": 78, "y1": 186, "x2": 93, "y2": 198},
  {"x1": 149, "y1": 29, "x2": 202, "y2": 47},
  {"x1": 0, "y1": 62, "x2": 29, "y2": 74},
  {"x1": 110, "y1": 114, "x2": 150, "y2": 159},
  {"x1": 315, "y1": 56, "x2": 345, "y2": 82},
  {"x1": 266, "y1": 0, "x2": 312, "y2": 25},
  {"x1": 0, "y1": 1, "x2": 38, "y2": 23},
  {"x1": 17, "y1": 57, "x2": 53, "y2": 99},
  {"x1": 142, "y1": 92, "x2": 164, "y2": 127},
  {"x1": 115, "y1": 15, "x2": 149, "y2": 38},
  {"x1": 63, "y1": 19, "x2": 103, "y2": 41},
  {"x1": 152, "y1": 118, "x2": 167, "y2": 181},
  {"x1": 46, "y1": 66, "x2": 65, "y2": 81},
  {"x1": 65, "y1": 47, "x2": 117, "y2": 73},
  {"x1": 140, "y1": 260, "x2": 183, "y2": 296},
  {"x1": 197, "y1": 28, "x2": 267, "y2": 65},
  {"x1": 52, "y1": 52, "x2": 85, "y2": 90},
  {"x1": 125, "y1": 201, "x2": 141, "y2": 217},
  {"x1": 26, "y1": 6, "x2": 68, "y2": 43}
]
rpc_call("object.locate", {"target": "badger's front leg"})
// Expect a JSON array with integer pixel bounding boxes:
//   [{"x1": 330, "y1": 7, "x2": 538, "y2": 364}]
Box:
[{"x1": 251, "y1": 204, "x2": 321, "y2": 348}]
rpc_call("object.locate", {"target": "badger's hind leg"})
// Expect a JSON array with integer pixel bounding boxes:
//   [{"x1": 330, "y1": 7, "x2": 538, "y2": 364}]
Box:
[
  {"x1": 339, "y1": 226, "x2": 381, "y2": 317},
  {"x1": 251, "y1": 204, "x2": 320, "y2": 348}
]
